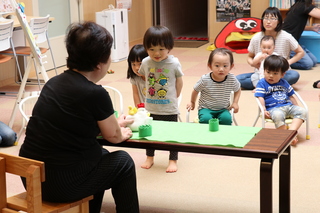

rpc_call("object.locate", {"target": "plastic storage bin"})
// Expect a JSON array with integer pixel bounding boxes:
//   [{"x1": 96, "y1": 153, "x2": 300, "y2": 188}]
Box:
[{"x1": 299, "y1": 31, "x2": 320, "y2": 63}]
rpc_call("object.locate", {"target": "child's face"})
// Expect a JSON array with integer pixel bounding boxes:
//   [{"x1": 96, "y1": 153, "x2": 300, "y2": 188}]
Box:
[
  {"x1": 260, "y1": 39, "x2": 275, "y2": 55},
  {"x1": 146, "y1": 45, "x2": 170, "y2": 62},
  {"x1": 264, "y1": 69, "x2": 284, "y2": 84},
  {"x1": 208, "y1": 53, "x2": 234, "y2": 81},
  {"x1": 131, "y1": 61, "x2": 143, "y2": 77}
]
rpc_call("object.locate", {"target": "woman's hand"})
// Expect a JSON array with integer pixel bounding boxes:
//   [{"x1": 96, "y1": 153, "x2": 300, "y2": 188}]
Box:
[
  {"x1": 117, "y1": 114, "x2": 134, "y2": 127},
  {"x1": 98, "y1": 114, "x2": 133, "y2": 144},
  {"x1": 121, "y1": 127, "x2": 133, "y2": 141}
]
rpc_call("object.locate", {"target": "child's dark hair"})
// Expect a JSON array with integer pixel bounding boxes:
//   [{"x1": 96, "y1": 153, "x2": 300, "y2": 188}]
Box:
[
  {"x1": 261, "y1": 7, "x2": 282, "y2": 32},
  {"x1": 127, "y1": 44, "x2": 148, "y2": 79},
  {"x1": 260, "y1": 35, "x2": 275, "y2": 45},
  {"x1": 208, "y1": 48, "x2": 234, "y2": 66},
  {"x1": 264, "y1": 55, "x2": 289, "y2": 73},
  {"x1": 143, "y1": 25, "x2": 174, "y2": 51}
]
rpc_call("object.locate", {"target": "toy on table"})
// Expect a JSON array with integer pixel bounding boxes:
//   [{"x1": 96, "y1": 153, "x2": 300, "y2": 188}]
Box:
[
  {"x1": 209, "y1": 118, "x2": 219, "y2": 132},
  {"x1": 126, "y1": 103, "x2": 153, "y2": 132},
  {"x1": 139, "y1": 125, "x2": 152, "y2": 137}
]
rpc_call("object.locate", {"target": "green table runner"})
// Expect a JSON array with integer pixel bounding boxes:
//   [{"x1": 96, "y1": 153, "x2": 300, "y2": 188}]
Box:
[{"x1": 131, "y1": 121, "x2": 262, "y2": 148}]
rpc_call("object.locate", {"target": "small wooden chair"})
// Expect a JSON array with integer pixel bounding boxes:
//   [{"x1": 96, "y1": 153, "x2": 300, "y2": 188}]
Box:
[{"x1": 0, "y1": 152, "x2": 93, "y2": 213}]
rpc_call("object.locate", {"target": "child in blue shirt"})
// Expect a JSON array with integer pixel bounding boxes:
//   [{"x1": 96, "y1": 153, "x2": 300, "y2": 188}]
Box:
[{"x1": 254, "y1": 55, "x2": 307, "y2": 145}]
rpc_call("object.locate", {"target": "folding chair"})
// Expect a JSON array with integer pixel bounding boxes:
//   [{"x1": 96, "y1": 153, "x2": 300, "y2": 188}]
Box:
[
  {"x1": 2, "y1": 15, "x2": 57, "y2": 89},
  {"x1": 0, "y1": 152, "x2": 93, "y2": 213},
  {"x1": 102, "y1": 85, "x2": 124, "y2": 117},
  {"x1": 252, "y1": 91, "x2": 310, "y2": 139},
  {"x1": 17, "y1": 92, "x2": 40, "y2": 141},
  {"x1": 186, "y1": 91, "x2": 238, "y2": 125},
  {"x1": 0, "y1": 20, "x2": 22, "y2": 96},
  {"x1": 29, "y1": 15, "x2": 58, "y2": 75}
]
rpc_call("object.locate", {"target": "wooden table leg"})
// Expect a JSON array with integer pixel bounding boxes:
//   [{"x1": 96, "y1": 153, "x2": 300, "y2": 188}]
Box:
[
  {"x1": 260, "y1": 158, "x2": 274, "y2": 213},
  {"x1": 279, "y1": 146, "x2": 291, "y2": 213}
]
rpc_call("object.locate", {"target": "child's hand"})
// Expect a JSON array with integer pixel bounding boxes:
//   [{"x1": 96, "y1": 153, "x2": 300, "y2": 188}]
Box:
[
  {"x1": 186, "y1": 102, "x2": 195, "y2": 112},
  {"x1": 229, "y1": 103, "x2": 239, "y2": 113},
  {"x1": 264, "y1": 110, "x2": 271, "y2": 119},
  {"x1": 261, "y1": 53, "x2": 269, "y2": 60}
]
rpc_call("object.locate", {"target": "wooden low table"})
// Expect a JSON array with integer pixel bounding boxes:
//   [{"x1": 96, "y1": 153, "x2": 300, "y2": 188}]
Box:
[{"x1": 98, "y1": 124, "x2": 296, "y2": 213}]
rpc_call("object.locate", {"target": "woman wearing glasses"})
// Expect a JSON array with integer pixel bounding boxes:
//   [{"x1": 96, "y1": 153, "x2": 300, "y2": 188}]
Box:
[{"x1": 237, "y1": 7, "x2": 304, "y2": 90}]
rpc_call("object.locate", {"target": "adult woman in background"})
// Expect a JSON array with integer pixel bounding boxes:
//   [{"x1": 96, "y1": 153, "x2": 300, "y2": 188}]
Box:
[
  {"x1": 237, "y1": 7, "x2": 304, "y2": 90},
  {"x1": 283, "y1": 0, "x2": 320, "y2": 70},
  {"x1": 19, "y1": 22, "x2": 139, "y2": 213}
]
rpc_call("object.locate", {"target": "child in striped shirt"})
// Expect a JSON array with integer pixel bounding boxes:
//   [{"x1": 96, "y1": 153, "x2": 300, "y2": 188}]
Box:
[{"x1": 186, "y1": 48, "x2": 241, "y2": 125}]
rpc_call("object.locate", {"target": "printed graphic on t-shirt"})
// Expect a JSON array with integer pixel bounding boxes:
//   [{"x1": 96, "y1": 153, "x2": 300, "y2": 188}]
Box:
[{"x1": 146, "y1": 67, "x2": 171, "y2": 104}]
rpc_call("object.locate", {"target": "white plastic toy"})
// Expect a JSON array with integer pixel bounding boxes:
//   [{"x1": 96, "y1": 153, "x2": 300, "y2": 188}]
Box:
[{"x1": 126, "y1": 104, "x2": 152, "y2": 131}]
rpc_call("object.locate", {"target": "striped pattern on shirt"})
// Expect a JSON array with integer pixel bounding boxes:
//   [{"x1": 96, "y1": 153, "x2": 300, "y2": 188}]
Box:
[
  {"x1": 248, "y1": 31, "x2": 299, "y2": 60},
  {"x1": 194, "y1": 73, "x2": 240, "y2": 110}
]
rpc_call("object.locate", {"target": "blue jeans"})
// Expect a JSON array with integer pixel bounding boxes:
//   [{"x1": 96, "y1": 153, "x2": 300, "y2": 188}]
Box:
[
  {"x1": 0, "y1": 121, "x2": 17, "y2": 146},
  {"x1": 236, "y1": 70, "x2": 300, "y2": 90},
  {"x1": 290, "y1": 45, "x2": 317, "y2": 70}
]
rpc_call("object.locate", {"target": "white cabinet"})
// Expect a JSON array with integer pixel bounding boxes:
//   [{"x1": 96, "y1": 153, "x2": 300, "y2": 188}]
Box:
[{"x1": 96, "y1": 8, "x2": 129, "y2": 62}]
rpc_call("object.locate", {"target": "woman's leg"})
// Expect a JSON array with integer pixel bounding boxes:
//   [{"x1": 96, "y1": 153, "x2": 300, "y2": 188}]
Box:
[
  {"x1": 290, "y1": 49, "x2": 314, "y2": 70},
  {"x1": 110, "y1": 151, "x2": 139, "y2": 213},
  {"x1": 305, "y1": 48, "x2": 318, "y2": 67},
  {"x1": 236, "y1": 73, "x2": 255, "y2": 90},
  {"x1": 0, "y1": 121, "x2": 17, "y2": 147},
  {"x1": 40, "y1": 150, "x2": 139, "y2": 213},
  {"x1": 283, "y1": 70, "x2": 300, "y2": 85}
]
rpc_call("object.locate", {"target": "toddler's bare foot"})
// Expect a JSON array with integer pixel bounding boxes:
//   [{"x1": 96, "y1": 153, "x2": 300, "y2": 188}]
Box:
[
  {"x1": 141, "y1": 156, "x2": 154, "y2": 169},
  {"x1": 291, "y1": 136, "x2": 298, "y2": 146},
  {"x1": 166, "y1": 160, "x2": 178, "y2": 173}
]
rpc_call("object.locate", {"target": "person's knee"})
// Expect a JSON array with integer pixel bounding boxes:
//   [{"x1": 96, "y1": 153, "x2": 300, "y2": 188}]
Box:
[
  {"x1": 218, "y1": 114, "x2": 232, "y2": 125},
  {"x1": 199, "y1": 115, "x2": 211, "y2": 124},
  {"x1": 0, "y1": 132, "x2": 16, "y2": 147},
  {"x1": 198, "y1": 110, "x2": 212, "y2": 123},
  {"x1": 291, "y1": 63, "x2": 312, "y2": 70},
  {"x1": 284, "y1": 71, "x2": 300, "y2": 85},
  {"x1": 294, "y1": 108, "x2": 307, "y2": 121},
  {"x1": 115, "y1": 151, "x2": 135, "y2": 169},
  {"x1": 219, "y1": 119, "x2": 232, "y2": 125},
  {"x1": 271, "y1": 110, "x2": 285, "y2": 122}
]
